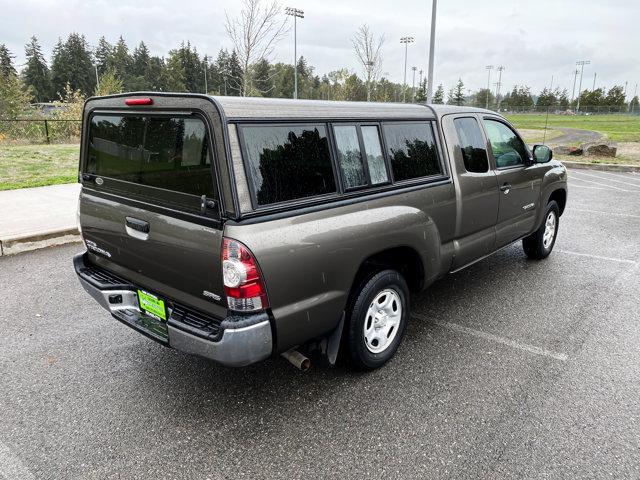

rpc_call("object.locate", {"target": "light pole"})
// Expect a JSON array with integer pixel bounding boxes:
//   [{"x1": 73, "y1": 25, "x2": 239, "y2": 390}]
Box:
[
  {"x1": 426, "y1": 0, "x2": 437, "y2": 103},
  {"x1": 204, "y1": 56, "x2": 208, "y2": 94},
  {"x1": 592, "y1": 72, "x2": 597, "y2": 91},
  {"x1": 94, "y1": 64, "x2": 100, "y2": 90},
  {"x1": 575, "y1": 60, "x2": 590, "y2": 113},
  {"x1": 495, "y1": 65, "x2": 505, "y2": 109},
  {"x1": 400, "y1": 36, "x2": 414, "y2": 102},
  {"x1": 485, "y1": 65, "x2": 493, "y2": 109},
  {"x1": 411, "y1": 66, "x2": 417, "y2": 102},
  {"x1": 285, "y1": 7, "x2": 304, "y2": 99},
  {"x1": 570, "y1": 69, "x2": 580, "y2": 105}
]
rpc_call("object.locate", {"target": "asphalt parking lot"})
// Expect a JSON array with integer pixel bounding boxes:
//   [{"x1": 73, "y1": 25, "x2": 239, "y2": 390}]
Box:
[{"x1": 1, "y1": 170, "x2": 639, "y2": 480}]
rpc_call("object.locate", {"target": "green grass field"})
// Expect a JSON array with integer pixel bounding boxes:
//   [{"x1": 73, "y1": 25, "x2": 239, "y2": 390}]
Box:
[
  {"x1": 506, "y1": 114, "x2": 640, "y2": 142},
  {"x1": 0, "y1": 144, "x2": 79, "y2": 190}
]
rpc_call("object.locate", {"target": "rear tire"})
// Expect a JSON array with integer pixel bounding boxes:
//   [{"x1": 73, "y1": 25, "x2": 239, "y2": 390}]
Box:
[
  {"x1": 523, "y1": 200, "x2": 560, "y2": 260},
  {"x1": 346, "y1": 269, "x2": 409, "y2": 370}
]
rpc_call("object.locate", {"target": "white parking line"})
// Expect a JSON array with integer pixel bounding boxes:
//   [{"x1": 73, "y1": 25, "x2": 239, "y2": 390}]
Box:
[
  {"x1": 568, "y1": 177, "x2": 637, "y2": 193},
  {"x1": 570, "y1": 171, "x2": 640, "y2": 189},
  {"x1": 411, "y1": 314, "x2": 568, "y2": 362},
  {"x1": 581, "y1": 170, "x2": 640, "y2": 184},
  {"x1": 556, "y1": 249, "x2": 637, "y2": 264},
  {"x1": 0, "y1": 441, "x2": 34, "y2": 480},
  {"x1": 568, "y1": 184, "x2": 618, "y2": 192},
  {"x1": 567, "y1": 208, "x2": 640, "y2": 219}
]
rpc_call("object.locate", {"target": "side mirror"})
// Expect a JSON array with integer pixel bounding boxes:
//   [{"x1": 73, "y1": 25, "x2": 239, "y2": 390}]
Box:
[{"x1": 533, "y1": 144, "x2": 553, "y2": 163}]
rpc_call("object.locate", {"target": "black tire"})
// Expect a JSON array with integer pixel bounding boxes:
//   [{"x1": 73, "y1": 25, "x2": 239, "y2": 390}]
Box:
[
  {"x1": 346, "y1": 269, "x2": 410, "y2": 370},
  {"x1": 523, "y1": 200, "x2": 560, "y2": 260}
]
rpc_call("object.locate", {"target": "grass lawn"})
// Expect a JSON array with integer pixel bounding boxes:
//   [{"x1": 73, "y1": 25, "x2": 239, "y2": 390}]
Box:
[
  {"x1": 0, "y1": 144, "x2": 79, "y2": 190},
  {"x1": 506, "y1": 114, "x2": 640, "y2": 142}
]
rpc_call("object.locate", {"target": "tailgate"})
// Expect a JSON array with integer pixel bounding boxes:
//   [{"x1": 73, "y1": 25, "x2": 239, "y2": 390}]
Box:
[{"x1": 78, "y1": 96, "x2": 227, "y2": 317}]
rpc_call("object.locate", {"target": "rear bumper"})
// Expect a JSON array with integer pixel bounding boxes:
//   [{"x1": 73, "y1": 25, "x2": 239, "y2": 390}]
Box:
[{"x1": 74, "y1": 252, "x2": 273, "y2": 367}]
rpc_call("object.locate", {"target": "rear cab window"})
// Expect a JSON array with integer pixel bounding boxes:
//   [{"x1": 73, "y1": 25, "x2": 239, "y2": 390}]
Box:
[
  {"x1": 85, "y1": 113, "x2": 218, "y2": 215},
  {"x1": 382, "y1": 123, "x2": 443, "y2": 181}
]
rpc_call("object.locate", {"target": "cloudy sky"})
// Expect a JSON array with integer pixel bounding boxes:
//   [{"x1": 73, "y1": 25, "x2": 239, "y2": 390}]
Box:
[{"x1": 2, "y1": 0, "x2": 639, "y2": 97}]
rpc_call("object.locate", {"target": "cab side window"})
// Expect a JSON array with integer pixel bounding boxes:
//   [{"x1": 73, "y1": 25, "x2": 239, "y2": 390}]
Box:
[
  {"x1": 453, "y1": 117, "x2": 488, "y2": 173},
  {"x1": 482, "y1": 119, "x2": 529, "y2": 168}
]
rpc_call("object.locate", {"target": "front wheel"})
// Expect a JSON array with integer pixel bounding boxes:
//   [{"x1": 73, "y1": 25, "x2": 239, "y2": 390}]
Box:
[
  {"x1": 523, "y1": 201, "x2": 560, "y2": 260},
  {"x1": 346, "y1": 269, "x2": 409, "y2": 370}
]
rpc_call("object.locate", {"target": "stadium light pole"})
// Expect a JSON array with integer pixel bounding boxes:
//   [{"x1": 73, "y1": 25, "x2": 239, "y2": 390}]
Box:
[
  {"x1": 570, "y1": 69, "x2": 580, "y2": 105},
  {"x1": 575, "y1": 60, "x2": 590, "y2": 113},
  {"x1": 400, "y1": 36, "x2": 414, "y2": 102},
  {"x1": 411, "y1": 66, "x2": 417, "y2": 102},
  {"x1": 485, "y1": 65, "x2": 494, "y2": 109},
  {"x1": 426, "y1": 0, "x2": 437, "y2": 103},
  {"x1": 495, "y1": 65, "x2": 505, "y2": 109},
  {"x1": 285, "y1": 7, "x2": 304, "y2": 99}
]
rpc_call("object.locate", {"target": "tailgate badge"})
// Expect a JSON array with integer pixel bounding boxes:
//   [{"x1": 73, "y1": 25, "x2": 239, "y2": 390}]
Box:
[
  {"x1": 203, "y1": 290, "x2": 221, "y2": 301},
  {"x1": 85, "y1": 239, "x2": 112, "y2": 258}
]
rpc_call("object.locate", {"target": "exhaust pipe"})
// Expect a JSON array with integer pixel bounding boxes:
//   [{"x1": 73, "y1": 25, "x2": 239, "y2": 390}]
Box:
[{"x1": 281, "y1": 349, "x2": 310, "y2": 371}]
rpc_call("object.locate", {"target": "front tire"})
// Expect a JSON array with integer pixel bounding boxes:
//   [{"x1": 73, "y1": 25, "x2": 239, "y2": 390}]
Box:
[
  {"x1": 523, "y1": 201, "x2": 560, "y2": 260},
  {"x1": 346, "y1": 269, "x2": 409, "y2": 370}
]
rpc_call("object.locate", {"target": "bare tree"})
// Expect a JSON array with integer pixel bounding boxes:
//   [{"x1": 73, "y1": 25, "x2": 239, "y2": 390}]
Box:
[
  {"x1": 352, "y1": 24, "x2": 385, "y2": 102},
  {"x1": 225, "y1": 0, "x2": 288, "y2": 96}
]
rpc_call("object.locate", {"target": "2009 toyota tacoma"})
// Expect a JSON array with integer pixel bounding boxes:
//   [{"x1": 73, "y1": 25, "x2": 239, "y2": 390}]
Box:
[{"x1": 75, "y1": 93, "x2": 567, "y2": 370}]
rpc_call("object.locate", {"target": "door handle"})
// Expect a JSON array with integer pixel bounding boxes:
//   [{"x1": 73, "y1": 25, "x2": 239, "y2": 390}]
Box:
[
  {"x1": 500, "y1": 183, "x2": 511, "y2": 194},
  {"x1": 125, "y1": 217, "x2": 150, "y2": 240}
]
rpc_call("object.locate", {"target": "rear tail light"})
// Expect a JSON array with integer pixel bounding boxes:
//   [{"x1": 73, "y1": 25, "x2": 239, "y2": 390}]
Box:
[{"x1": 222, "y1": 237, "x2": 269, "y2": 312}]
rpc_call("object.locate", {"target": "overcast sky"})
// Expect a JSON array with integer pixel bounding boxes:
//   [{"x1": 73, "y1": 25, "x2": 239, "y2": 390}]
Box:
[{"x1": 2, "y1": 0, "x2": 639, "y2": 97}]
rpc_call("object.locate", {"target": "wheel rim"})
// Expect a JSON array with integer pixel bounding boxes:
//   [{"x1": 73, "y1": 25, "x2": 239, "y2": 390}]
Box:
[
  {"x1": 363, "y1": 288, "x2": 402, "y2": 354},
  {"x1": 543, "y1": 211, "x2": 557, "y2": 249}
]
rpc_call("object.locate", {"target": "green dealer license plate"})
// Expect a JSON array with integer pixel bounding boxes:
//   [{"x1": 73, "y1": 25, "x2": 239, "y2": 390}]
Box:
[{"x1": 137, "y1": 289, "x2": 167, "y2": 321}]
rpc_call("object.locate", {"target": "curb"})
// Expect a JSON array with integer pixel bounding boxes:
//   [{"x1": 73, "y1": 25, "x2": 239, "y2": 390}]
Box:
[
  {"x1": 562, "y1": 160, "x2": 640, "y2": 173},
  {"x1": 0, "y1": 227, "x2": 81, "y2": 257}
]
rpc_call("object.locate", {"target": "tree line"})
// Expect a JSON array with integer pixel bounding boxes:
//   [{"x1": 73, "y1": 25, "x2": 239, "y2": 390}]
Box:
[{"x1": 0, "y1": 30, "x2": 638, "y2": 117}]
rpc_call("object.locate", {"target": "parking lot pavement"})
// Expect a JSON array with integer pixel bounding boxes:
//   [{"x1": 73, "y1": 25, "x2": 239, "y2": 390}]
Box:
[{"x1": 0, "y1": 171, "x2": 638, "y2": 480}]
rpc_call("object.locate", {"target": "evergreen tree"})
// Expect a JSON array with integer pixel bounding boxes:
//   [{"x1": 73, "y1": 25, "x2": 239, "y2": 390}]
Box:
[
  {"x1": 604, "y1": 86, "x2": 626, "y2": 111},
  {"x1": 432, "y1": 84, "x2": 445, "y2": 104},
  {"x1": 94, "y1": 37, "x2": 113, "y2": 76},
  {"x1": 536, "y1": 87, "x2": 557, "y2": 109},
  {"x1": 557, "y1": 89, "x2": 570, "y2": 109},
  {"x1": 0, "y1": 73, "x2": 30, "y2": 118},
  {"x1": 414, "y1": 78, "x2": 427, "y2": 103},
  {"x1": 252, "y1": 58, "x2": 273, "y2": 96},
  {"x1": 629, "y1": 95, "x2": 639, "y2": 114},
  {"x1": 50, "y1": 33, "x2": 95, "y2": 97},
  {"x1": 23, "y1": 36, "x2": 51, "y2": 102},
  {"x1": 213, "y1": 49, "x2": 230, "y2": 95},
  {"x1": 473, "y1": 88, "x2": 495, "y2": 109},
  {"x1": 129, "y1": 41, "x2": 152, "y2": 90},
  {"x1": 147, "y1": 56, "x2": 168, "y2": 92},
  {"x1": 165, "y1": 52, "x2": 186, "y2": 92},
  {"x1": 0, "y1": 44, "x2": 16, "y2": 78},
  {"x1": 447, "y1": 78, "x2": 465, "y2": 106},
  {"x1": 501, "y1": 85, "x2": 534, "y2": 111},
  {"x1": 577, "y1": 88, "x2": 605, "y2": 112},
  {"x1": 166, "y1": 42, "x2": 202, "y2": 93},
  {"x1": 109, "y1": 36, "x2": 132, "y2": 86},
  {"x1": 227, "y1": 50, "x2": 243, "y2": 96}
]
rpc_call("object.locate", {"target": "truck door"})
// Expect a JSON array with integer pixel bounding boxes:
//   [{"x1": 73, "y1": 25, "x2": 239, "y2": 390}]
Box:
[
  {"x1": 443, "y1": 115, "x2": 499, "y2": 271},
  {"x1": 482, "y1": 117, "x2": 542, "y2": 248}
]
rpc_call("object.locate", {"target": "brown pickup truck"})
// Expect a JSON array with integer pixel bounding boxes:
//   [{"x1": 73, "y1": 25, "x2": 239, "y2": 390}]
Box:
[{"x1": 74, "y1": 94, "x2": 567, "y2": 370}]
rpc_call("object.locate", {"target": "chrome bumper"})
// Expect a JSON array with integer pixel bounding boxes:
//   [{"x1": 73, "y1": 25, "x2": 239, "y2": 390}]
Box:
[{"x1": 76, "y1": 263, "x2": 273, "y2": 367}]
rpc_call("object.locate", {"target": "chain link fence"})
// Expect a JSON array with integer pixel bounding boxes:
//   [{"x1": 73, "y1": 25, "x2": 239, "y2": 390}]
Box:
[{"x1": 0, "y1": 118, "x2": 82, "y2": 144}]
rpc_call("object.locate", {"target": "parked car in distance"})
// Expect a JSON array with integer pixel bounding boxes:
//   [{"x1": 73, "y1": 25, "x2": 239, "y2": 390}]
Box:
[{"x1": 74, "y1": 94, "x2": 567, "y2": 370}]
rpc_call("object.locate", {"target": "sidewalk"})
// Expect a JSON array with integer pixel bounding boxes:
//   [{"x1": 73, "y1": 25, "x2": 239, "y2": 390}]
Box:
[{"x1": 0, "y1": 183, "x2": 81, "y2": 256}]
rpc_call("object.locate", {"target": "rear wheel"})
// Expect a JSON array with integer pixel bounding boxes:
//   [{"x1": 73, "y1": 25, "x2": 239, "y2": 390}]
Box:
[
  {"x1": 523, "y1": 200, "x2": 560, "y2": 260},
  {"x1": 346, "y1": 269, "x2": 409, "y2": 370}
]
